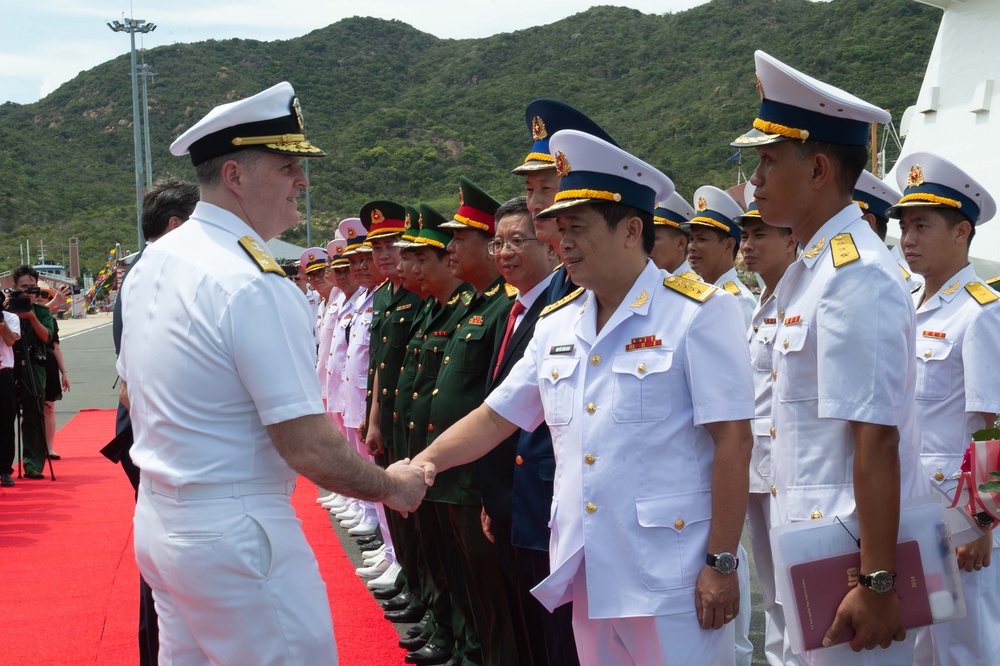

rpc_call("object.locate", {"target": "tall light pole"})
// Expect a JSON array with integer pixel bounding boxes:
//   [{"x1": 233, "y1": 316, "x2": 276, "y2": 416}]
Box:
[
  {"x1": 108, "y1": 18, "x2": 156, "y2": 252},
  {"x1": 140, "y1": 62, "x2": 156, "y2": 189}
]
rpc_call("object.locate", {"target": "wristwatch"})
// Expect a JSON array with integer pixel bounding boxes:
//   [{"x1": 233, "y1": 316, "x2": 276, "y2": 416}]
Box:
[
  {"x1": 857, "y1": 570, "x2": 896, "y2": 594},
  {"x1": 706, "y1": 552, "x2": 739, "y2": 574},
  {"x1": 974, "y1": 511, "x2": 996, "y2": 529}
]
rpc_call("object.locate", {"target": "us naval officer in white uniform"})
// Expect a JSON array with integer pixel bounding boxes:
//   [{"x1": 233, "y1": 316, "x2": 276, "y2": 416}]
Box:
[
  {"x1": 734, "y1": 51, "x2": 927, "y2": 664},
  {"x1": 411, "y1": 129, "x2": 755, "y2": 666},
  {"x1": 117, "y1": 82, "x2": 426, "y2": 665},
  {"x1": 890, "y1": 152, "x2": 1000, "y2": 666}
]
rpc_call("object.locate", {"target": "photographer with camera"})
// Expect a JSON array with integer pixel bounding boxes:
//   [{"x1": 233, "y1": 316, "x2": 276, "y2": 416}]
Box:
[
  {"x1": 0, "y1": 299, "x2": 22, "y2": 487},
  {"x1": 9, "y1": 265, "x2": 55, "y2": 480}
]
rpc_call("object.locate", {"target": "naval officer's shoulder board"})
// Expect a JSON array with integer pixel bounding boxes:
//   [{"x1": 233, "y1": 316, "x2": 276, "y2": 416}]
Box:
[
  {"x1": 239, "y1": 236, "x2": 286, "y2": 276},
  {"x1": 986, "y1": 276, "x2": 1000, "y2": 293},
  {"x1": 662, "y1": 274, "x2": 716, "y2": 303},
  {"x1": 830, "y1": 233, "x2": 860, "y2": 268},
  {"x1": 966, "y1": 281, "x2": 999, "y2": 306},
  {"x1": 539, "y1": 287, "x2": 585, "y2": 318}
]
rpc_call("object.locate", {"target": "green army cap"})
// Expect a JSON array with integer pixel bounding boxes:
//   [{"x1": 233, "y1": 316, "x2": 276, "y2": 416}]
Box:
[
  {"x1": 410, "y1": 203, "x2": 455, "y2": 249},
  {"x1": 440, "y1": 176, "x2": 501, "y2": 234}
]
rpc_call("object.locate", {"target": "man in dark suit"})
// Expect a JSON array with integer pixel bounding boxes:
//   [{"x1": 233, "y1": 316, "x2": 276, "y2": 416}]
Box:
[
  {"x1": 481, "y1": 196, "x2": 559, "y2": 665},
  {"x1": 107, "y1": 176, "x2": 198, "y2": 666}
]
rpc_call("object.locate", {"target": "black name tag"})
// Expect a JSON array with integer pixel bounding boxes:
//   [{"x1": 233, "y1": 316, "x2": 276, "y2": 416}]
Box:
[{"x1": 549, "y1": 344, "x2": 575, "y2": 355}]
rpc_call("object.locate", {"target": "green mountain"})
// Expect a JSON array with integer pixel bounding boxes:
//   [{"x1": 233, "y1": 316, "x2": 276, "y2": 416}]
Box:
[{"x1": 0, "y1": 0, "x2": 939, "y2": 276}]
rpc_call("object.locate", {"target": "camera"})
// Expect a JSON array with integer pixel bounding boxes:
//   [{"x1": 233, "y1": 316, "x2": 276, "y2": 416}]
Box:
[{"x1": 2, "y1": 287, "x2": 41, "y2": 314}]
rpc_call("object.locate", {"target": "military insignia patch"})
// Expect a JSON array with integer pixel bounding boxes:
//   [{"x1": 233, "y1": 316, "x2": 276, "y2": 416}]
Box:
[
  {"x1": 292, "y1": 97, "x2": 304, "y2": 130},
  {"x1": 532, "y1": 115, "x2": 548, "y2": 141},
  {"x1": 942, "y1": 279, "x2": 961, "y2": 295},
  {"x1": 802, "y1": 236, "x2": 826, "y2": 259},
  {"x1": 723, "y1": 282, "x2": 740, "y2": 296},
  {"x1": 371, "y1": 209, "x2": 384, "y2": 225},
  {"x1": 554, "y1": 150, "x2": 571, "y2": 177},
  {"x1": 966, "y1": 282, "x2": 999, "y2": 305},
  {"x1": 468, "y1": 315, "x2": 484, "y2": 325},
  {"x1": 239, "y1": 236, "x2": 286, "y2": 276},
  {"x1": 504, "y1": 283, "x2": 519, "y2": 298},
  {"x1": 922, "y1": 331, "x2": 946, "y2": 339},
  {"x1": 540, "y1": 286, "x2": 585, "y2": 317},
  {"x1": 907, "y1": 165, "x2": 925, "y2": 189},
  {"x1": 763, "y1": 318, "x2": 777, "y2": 324},
  {"x1": 625, "y1": 335, "x2": 662, "y2": 352},
  {"x1": 830, "y1": 234, "x2": 860, "y2": 268},
  {"x1": 663, "y1": 275, "x2": 716, "y2": 303},
  {"x1": 308, "y1": 253, "x2": 316, "y2": 262},
  {"x1": 404, "y1": 213, "x2": 412, "y2": 230},
  {"x1": 347, "y1": 227, "x2": 357, "y2": 238},
  {"x1": 630, "y1": 289, "x2": 649, "y2": 308},
  {"x1": 755, "y1": 73, "x2": 764, "y2": 101},
  {"x1": 458, "y1": 187, "x2": 465, "y2": 206},
  {"x1": 784, "y1": 316, "x2": 801, "y2": 325},
  {"x1": 485, "y1": 284, "x2": 501, "y2": 297},
  {"x1": 418, "y1": 214, "x2": 425, "y2": 229},
  {"x1": 696, "y1": 196, "x2": 707, "y2": 212}
]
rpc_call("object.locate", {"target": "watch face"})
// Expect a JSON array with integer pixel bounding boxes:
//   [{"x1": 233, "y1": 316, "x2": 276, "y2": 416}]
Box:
[
  {"x1": 867, "y1": 571, "x2": 895, "y2": 594},
  {"x1": 715, "y1": 552, "x2": 737, "y2": 574}
]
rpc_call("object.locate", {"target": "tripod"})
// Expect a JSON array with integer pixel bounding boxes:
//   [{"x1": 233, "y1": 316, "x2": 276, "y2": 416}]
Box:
[{"x1": 14, "y1": 334, "x2": 55, "y2": 481}]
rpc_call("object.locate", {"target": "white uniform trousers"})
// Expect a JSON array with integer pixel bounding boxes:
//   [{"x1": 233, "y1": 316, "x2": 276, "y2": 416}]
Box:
[
  {"x1": 735, "y1": 541, "x2": 753, "y2": 666},
  {"x1": 570, "y1": 556, "x2": 735, "y2": 666},
  {"x1": 915, "y1": 533, "x2": 1000, "y2": 666},
  {"x1": 135, "y1": 480, "x2": 338, "y2": 665},
  {"x1": 345, "y1": 428, "x2": 377, "y2": 526},
  {"x1": 745, "y1": 491, "x2": 785, "y2": 665}
]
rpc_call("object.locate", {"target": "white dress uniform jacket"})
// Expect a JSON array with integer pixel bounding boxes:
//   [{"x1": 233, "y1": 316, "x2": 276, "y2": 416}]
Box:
[
  {"x1": 316, "y1": 289, "x2": 344, "y2": 402},
  {"x1": 747, "y1": 291, "x2": 778, "y2": 495},
  {"x1": 487, "y1": 260, "x2": 755, "y2": 619},
  {"x1": 715, "y1": 266, "x2": 757, "y2": 331},
  {"x1": 342, "y1": 287, "x2": 375, "y2": 430},
  {"x1": 325, "y1": 289, "x2": 361, "y2": 426}
]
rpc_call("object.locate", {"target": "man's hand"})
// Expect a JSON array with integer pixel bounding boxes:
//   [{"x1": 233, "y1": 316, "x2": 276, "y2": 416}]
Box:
[
  {"x1": 695, "y1": 566, "x2": 740, "y2": 630},
  {"x1": 383, "y1": 459, "x2": 427, "y2": 515},
  {"x1": 365, "y1": 424, "x2": 384, "y2": 456},
  {"x1": 957, "y1": 530, "x2": 993, "y2": 572},
  {"x1": 358, "y1": 420, "x2": 367, "y2": 444},
  {"x1": 481, "y1": 507, "x2": 495, "y2": 543},
  {"x1": 822, "y1": 585, "x2": 906, "y2": 651},
  {"x1": 412, "y1": 459, "x2": 437, "y2": 487}
]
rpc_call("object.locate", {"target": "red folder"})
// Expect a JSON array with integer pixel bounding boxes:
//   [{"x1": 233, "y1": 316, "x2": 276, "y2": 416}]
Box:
[{"x1": 789, "y1": 540, "x2": 934, "y2": 650}]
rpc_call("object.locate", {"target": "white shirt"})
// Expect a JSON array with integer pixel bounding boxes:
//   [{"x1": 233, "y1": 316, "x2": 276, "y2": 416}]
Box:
[
  {"x1": 117, "y1": 202, "x2": 324, "y2": 487},
  {"x1": 1, "y1": 312, "x2": 21, "y2": 370},
  {"x1": 325, "y1": 288, "x2": 360, "y2": 423},
  {"x1": 715, "y1": 266, "x2": 757, "y2": 331},
  {"x1": 342, "y1": 287, "x2": 375, "y2": 429},
  {"x1": 769, "y1": 204, "x2": 926, "y2": 525},
  {"x1": 747, "y1": 289, "x2": 777, "y2": 494},
  {"x1": 511, "y1": 273, "x2": 555, "y2": 333},
  {"x1": 487, "y1": 259, "x2": 755, "y2": 618},
  {"x1": 315, "y1": 289, "x2": 344, "y2": 401}
]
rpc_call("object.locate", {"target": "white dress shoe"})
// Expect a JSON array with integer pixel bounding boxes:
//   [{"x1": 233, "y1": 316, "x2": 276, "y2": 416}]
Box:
[
  {"x1": 348, "y1": 521, "x2": 379, "y2": 536},
  {"x1": 332, "y1": 501, "x2": 357, "y2": 516},
  {"x1": 362, "y1": 545, "x2": 386, "y2": 566},
  {"x1": 356, "y1": 556, "x2": 392, "y2": 578},
  {"x1": 316, "y1": 492, "x2": 339, "y2": 504},
  {"x1": 337, "y1": 509, "x2": 360, "y2": 522},
  {"x1": 322, "y1": 495, "x2": 349, "y2": 509},
  {"x1": 341, "y1": 515, "x2": 363, "y2": 529},
  {"x1": 366, "y1": 562, "x2": 402, "y2": 590}
]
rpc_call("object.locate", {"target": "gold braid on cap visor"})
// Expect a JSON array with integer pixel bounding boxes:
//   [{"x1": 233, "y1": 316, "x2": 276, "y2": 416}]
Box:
[
  {"x1": 753, "y1": 118, "x2": 809, "y2": 142},
  {"x1": 524, "y1": 152, "x2": 555, "y2": 164},
  {"x1": 453, "y1": 214, "x2": 490, "y2": 231},
  {"x1": 689, "y1": 216, "x2": 731, "y2": 232},
  {"x1": 898, "y1": 193, "x2": 962, "y2": 209},
  {"x1": 554, "y1": 189, "x2": 622, "y2": 203}
]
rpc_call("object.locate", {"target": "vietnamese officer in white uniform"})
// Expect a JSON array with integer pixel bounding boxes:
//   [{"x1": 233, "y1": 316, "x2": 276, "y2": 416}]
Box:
[
  {"x1": 412, "y1": 129, "x2": 756, "y2": 666},
  {"x1": 650, "y1": 191, "x2": 699, "y2": 278},
  {"x1": 854, "y1": 169, "x2": 923, "y2": 292},
  {"x1": 687, "y1": 185, "x2": 757, "y2": 329},
  {"x1": 889, "y1": 152, "x2": 1000, "y2": 666},
  {"x1": 738, "y1": 186, "x2": 798, "y2": 666},
  {"x1": 733, "y1": 51, "x2": 927, "y2": 664},
  {"x1": 117, "y1": 82, "x2": 427, "y2": 664}
]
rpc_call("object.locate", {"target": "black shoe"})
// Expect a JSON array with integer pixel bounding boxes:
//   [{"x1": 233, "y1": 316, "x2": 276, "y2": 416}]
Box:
[
  {"x1": 385, "y1": 606, "x2": 425, "y2": 623},
  {"x1": 47, "y1": 453, "x2": 60, "y2": 460},
  {"x1": 371, "y1": 585, "x2": 403, "y2": 600},
  {"x1": 404, "y1": 645, "x2": 452, "y2": 665},
  {"x1": 406, "y1": 620, "x2": 426, "y2": 638},
  {"x1": 1, "y1": 473, "x2": 13, "y2": 487},
  {"x1": 398, "y1": 635, "x2": 427, "y2": 651},
  {"x1": 24, "y1": 470, "x2": 45, "y2": 480},
  {"x1": 381, "y1": 591, "x2": 416, "y2": 611},
  {"x1": 356, "y1": 533, "x2": 380, "y2": 544},
  {"x1": 359, "y1": 540, "x2": 384, "y2": 552}
]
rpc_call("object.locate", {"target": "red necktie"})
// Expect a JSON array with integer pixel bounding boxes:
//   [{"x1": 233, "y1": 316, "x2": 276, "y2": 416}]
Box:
[{"x1": 493, "y1": 300, "x2": 527, "y2": 379}]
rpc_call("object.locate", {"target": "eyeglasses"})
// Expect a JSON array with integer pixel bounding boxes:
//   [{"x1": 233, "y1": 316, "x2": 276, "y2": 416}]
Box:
[{"x1": 487, "y1": 237, "x2": 538, "y2": 255}]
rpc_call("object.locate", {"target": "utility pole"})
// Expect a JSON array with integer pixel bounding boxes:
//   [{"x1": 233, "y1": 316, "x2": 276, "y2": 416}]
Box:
[
  {"x1": 140, "y1": 62, "x2": 156, "y2": 189},
  {"x1": 108, "y1": 17, "x2": 157, "y2": 252}
]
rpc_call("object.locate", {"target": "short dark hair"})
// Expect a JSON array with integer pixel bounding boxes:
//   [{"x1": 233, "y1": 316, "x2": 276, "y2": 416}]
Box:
[
  {"x1": 871, "y1": 215, "x2": 888, "y2": 242},
  {"x1": 495, "y1": 196, "x2": 531, "y2": 231},
  {"x1": 590, "y1": 202, "x2": 655, "y2": 254},
  {"x1": 194, "y1": 149, "x2": 261, "y2": 188},
  {"x1": 142, "y1": 177, "x2": 199, "y2": 241},
  {"x1": 939, "y1": 207, "x2": 976, "y2": 248},
  {"x1": 12, "y1": 265, "x2": 38, "y2": 284},
  {"x1": 794, "y1": 141, "x2": 868, "y2": 195}
]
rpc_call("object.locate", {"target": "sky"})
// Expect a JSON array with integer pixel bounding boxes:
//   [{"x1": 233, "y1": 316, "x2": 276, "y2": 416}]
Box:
[{"x1": 0, "y1": 0, "x2": 716, "y2": 105}]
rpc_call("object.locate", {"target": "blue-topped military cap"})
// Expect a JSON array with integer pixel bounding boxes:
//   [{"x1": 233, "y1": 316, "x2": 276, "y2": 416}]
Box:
[
  {"x1": 653, "y1": 192, "x2": 695, "y2": 229},
  {"x1": 339, "y1": 218, "x2": 371, "y2": 256},
  {"x1": 412, "y1": 204, "x2": 455, "y2": 249},
  {"x1": 171, "y1": 82, "x2": 325, "y2": 165},
  {"x1": 733, "y1": 51, "x2": 890, "y2": 147},
  {"x1": 887, "y1": 152, "x2": 996, "y2": 225},
  {"x1": 737, "y1": 184, "x2": 761, "y2": 224},
  {"x1": 853, "y1": 170, "x2": 901, "y2": 222},
  {"x1": 689, "y1": 186, "x2": 744, "y2": 241},
  {"x1": 537, "y1": 130, "x2": 673, "y2": 218},
  {"x1": 512, "y1": 99, "x2": 619, "y2": 174}
]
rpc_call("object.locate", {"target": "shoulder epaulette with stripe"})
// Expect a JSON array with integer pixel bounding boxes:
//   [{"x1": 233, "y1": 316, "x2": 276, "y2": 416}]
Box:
[
  {"x1": 899, "y1": 264, "x2": 911, "y2": 280},
  {"x1": 966, "y1": 282, "x2": 999, "y2": 306},
  {"x1": 504, "y1": 283, "x2": 519, "y2": 298},
  {"x1": 663, "y1": 275, "x2": 716, "y2": 303},
  {"x1": 722, "y1": 281, "x2": 740, "y2": 295},
  {"x1": 830, "y1": 233, "x2": 859, "y2": 268},
  {"x1": 460, "y1": 291, "x2": 473, "y2": 306},
  {"x1": 678, "y1": 271, "x2": 701, "y2": 281},
  {"x1": 539, "y1": 287, "x2": 585, "y2": 317},
  {"x1": 238, "y1": 236, "x2": 285, "y2": 276}
]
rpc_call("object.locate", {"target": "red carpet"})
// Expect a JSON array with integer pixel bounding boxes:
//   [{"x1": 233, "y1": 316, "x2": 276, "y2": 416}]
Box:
[{"x1": 0, "y1": 409, "x2": 407, "y2": 665}]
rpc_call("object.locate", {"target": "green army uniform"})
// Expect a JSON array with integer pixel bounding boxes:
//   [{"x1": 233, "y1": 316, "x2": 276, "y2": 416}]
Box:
[
  {"x1": 15, "y1": 303, "x2": 54, "y2": 476},
  {"x1": 426, "y1": 178, "x2": 519, "y2": 666}
]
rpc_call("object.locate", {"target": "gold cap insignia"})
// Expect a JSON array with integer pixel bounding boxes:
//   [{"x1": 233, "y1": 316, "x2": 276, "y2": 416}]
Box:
[
  {"x1": 907, "y1": 165, "x2": 925, "y2": 189},
  {"x1": 418, "y1": 214, "x2": 424, "y2": 229},
  {"x1": 335, "y1": 246, "x2": 344, "y2": 255},
  {"x1": 531, "y1": 115, "x2": 548, "y2": 141},
  {"x1": 371, "y1": 209, "x2": 384, "y2": 225},
  {"x1": 554, "y1": 150, "x2": 571, "y2": 177},
  {"x1": 696, "y1": 196, "x2": 708, "y2": 212},
  {"x1": 458, "y1": 187, "x2": 465, "y2": 206},
  {"x1": 404, "y1": 213, "x2": 412, "y2": 230},
  {"x1": 308, "y1": 253, "x2": 316, "y2": 262},
  {"x1": 347, "y1": 227, "x2": 357, "y2": 238},
  {"x1": 292, "y1": 97, "x2": 304, "y2": 130},
  {"x1": 755, "y1": 73, "x2": 764, "y2": 101}
]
